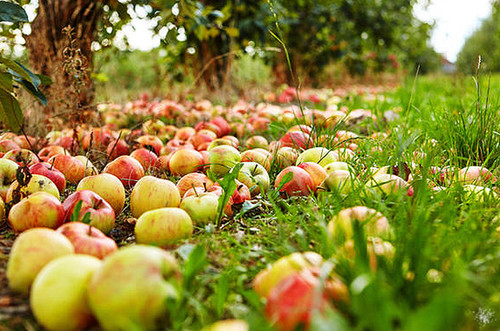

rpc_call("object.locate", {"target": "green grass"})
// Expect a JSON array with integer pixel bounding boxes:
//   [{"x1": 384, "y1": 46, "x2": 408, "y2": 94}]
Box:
[{"x1": 149, "y1": 73, "x2": 500, "y2": 330}]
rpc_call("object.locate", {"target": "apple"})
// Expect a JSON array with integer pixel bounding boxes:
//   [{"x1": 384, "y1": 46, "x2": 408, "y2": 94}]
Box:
[
  {"x1": 230, "y1": 180, "x2": 251, "y2": 204},
  {"x1": 297, "y1": 162, "x2": 327, "y2": 191},
  {"x1": 241, "y1": 149, "x2": 272, "y2": 172},
  {"x1": 0, "y1": 139, "x2": 20, "y2": 153},
  {"x1": 279, "y1": 131, "x2": 313, "y2": 150},
  {"x1": 30, "y1": 255, "x2": 102, "y2": 331},
  {"x1": 76, "y1": 173, "x2": 126, "y2": 216},
  {"x1": 221, "y1": 135, "x2": 240, "y2": 148},
  {"x1": 334, "y1": 147, "x2": 356, "y2": 161},
  {"x1": 296, "y1": 147, "x2": 338, "y2": 167},
  {"x1": 210, "y1": 117, "x2": 231, "y2": 136},
  {"x1": 253, "y1": 252, "x2": 323, "y2": 299},
  {"x1": 0, "y1": 158, "x2": 19, "y2": 200},
  {"x1": 88, "y1": 245, "x2": 180, "y2": 331},
  {"x1": 367, "y1": 174, "x2": 408, "y2": 195},
  {"x1": 7, "y1": 228, "x2": 74, "y2": 294},
  {"x1": 319, "y1": 170, "x2": 358, "y2": 194},
  {"x1": 48, "y1": 154, "x2": 85, "y2": 184},
  {"x1": 130, "y1": 176, "x2": 181, "y2": 218},
  {"x1": 161, "y1": 139, "x2": 194, "y2": 155},
  {"x1": 9, "y1": 192, "x2": 65, "y2": 233},
  {"x1": 237, "y1": 162, "x2": 270, "y2": 196},
  {"x1": 207, "y1": 138, "x2": 234, "y2": 151},
  {"x1": 463, "y1": 184, "x2": 497, "y2": 202},
  {"x1": 136, "y1": 135, "x2": 163, "y2": 155},
  {"x1": 74, "y1": 155, "x2": 99, "y2": 177},
  {"x1": 63, "y1": 190, "x2": 116, "y2": 234},
  {"x1": 6, "y1": 173, "x2": 60, "y2": 202},
  {"x1": 265, "y1": 268, "x2": 347, "y2": 331},
  {"x1": 82, "y1": 128, "x2": 112, "y2": 150},
  {"x1": 275, "y1": 166, "x2": 314, "y2": 197},
  {"x1": 130, "y1": 148, "x2": 159, "y2": 172},
  {"x1": 245, "y1": 136, "x2": 268, "y2": 150},
  {"x1": 177, "y1": 173, "x2": 214, "y2": 197},
  {"x1": 203, "y1": 320, "x2": 249, "y2": 331},
  {"x1": 324, "y1": 161, "x2": 350, "y2": 174},
  {"x1": 174, "y1": 127, "x2": 196, "y2": 141},
  {"x1": 209, "y1": 145, "x2": 242, "y2": 177},
  {"x1": 37, "y1": 145, "x2": 66, "y2": 161},
  {"x1": 188, "y1": 132, "x2": 215, "y2": 150},
  {"x1": 180, "y1": 191, "x2": 220, "y2": 225},
  {"x1": 457, "y1": 166, "x2": 496, "y2": 185},
  {"x1": 142, "y1": 119, "x2": 165, "y2": 135},
  {"x1": 0, "y1": 197, "x2": 4, "y2": 223},
  {"x1": 106, "y1": 138, "x2": 130, "y2": 160},
  {"x1": 169, "y1": 148, "x2": 205, "y2": 176},
  {"x1": 57, "y1": 222, "x2": 118, "y2": 259},
  {"x1": 328, "y1": 206, "x2": 390, "y2": 243},
  {"x1": 103, "y1": 155, "x2": 145, "y2": 188},
  {"x1": 3, "y1": 148, "x2": 39, "y2": 165},
  {"x1": 135, "y1": 207, "x2": 193, "y2": 246},
  {"x1": 343, "y1": 237, "x2": 395, "y2": 271},
  {"x1": 29, "y1": 162, "x2": 66, "y2": 193},
  {"x1": 274, "y1": 147, "x2": 300, "y2": 169}
]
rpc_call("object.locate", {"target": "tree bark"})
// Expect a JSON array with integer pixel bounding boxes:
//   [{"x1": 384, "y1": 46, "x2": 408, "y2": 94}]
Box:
[{"x1": 25, "y1": 0, "x2": 103, "y2": 133}]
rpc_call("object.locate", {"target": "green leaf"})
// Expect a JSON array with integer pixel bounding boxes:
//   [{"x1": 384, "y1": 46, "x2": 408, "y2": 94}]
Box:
[
  {"x1": 0, "y1": 71, "x2": 13, "y2": 92},
  {"x1": 214, "y1": 273, "x2": 230, "y2": 317},
  {"x1": 0, "y1": 57, "x2": 34, "y2": 85},
  {"x1": 36, "y1": 74, "x2": 53, "y2": 86},
  {"x1": 70, "y1": 200, "x2": 83, "y2": 223},
  {"x1": 216, "y1": 163, "x2": 243, "y2": 225},
  {"x1": 183, "y1": 245, "x2": 207, "y2": 289},
  {"x1": 0, "y1": 1, "x2": 28, "y2": 23},
  {"x1": 15, "y1": 78, "x2": 47, "y2": 106},
  {"x1": 9, "y1": 60, "x2": 41, "y2": 88},
  {"x1": 0, "y1": 88, "x2": 22, "y2": 132},
  {"x1": 277, "y1": 171, "x2": 294, "y2": 191}
]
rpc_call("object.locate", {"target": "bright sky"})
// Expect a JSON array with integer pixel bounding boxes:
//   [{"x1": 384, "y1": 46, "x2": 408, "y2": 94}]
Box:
[{"x1": 414, "y1": 0, "x2": 494, "y2": 62}]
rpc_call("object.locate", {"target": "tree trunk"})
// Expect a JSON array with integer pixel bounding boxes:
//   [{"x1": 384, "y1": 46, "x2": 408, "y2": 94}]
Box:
[{"x1": 25, "y1": 0, "x2": 103, "y2": 133}]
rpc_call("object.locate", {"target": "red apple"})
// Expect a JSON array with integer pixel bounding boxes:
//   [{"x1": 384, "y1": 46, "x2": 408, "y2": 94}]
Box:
[
  {"x1": 106, "y1": 139, "x2": 130, "y2": 160},
  {"x1": 29, "y1": 162, "x2": 66, "y2": 193},
  {"x1": 136, "y1": 135, "x2": 163, "y2": 155},
  {"x1": 57, "y1": 222, "x2": 118, "y2": 259},
  {"x1": 63, "y1": 190, "x2": 116, "y2": 234},
  {"x1": 169, "y1": 148, "x2": 205, "y2": 176},
  {"x1": 130, "y1": 148, "x2": 159, "y2": 172},
  {"x1": 38, "y1": 146, "x2": 66, "y2": 162},
  {"x1": 297, "y1": 162, "x2": 327, "y2": 191},
  {"x1": 103, "y1": 155, "x2": 145, "y2": 188},
  {"x1": 48, "y1": 154, "x2": 85, "y2": 184},
  {"x1": 176, "y1": 173, "x2": 214, "y2": 197},
  {"x1": 275, "y1": 166, "x2": 314, "y2": 196}
]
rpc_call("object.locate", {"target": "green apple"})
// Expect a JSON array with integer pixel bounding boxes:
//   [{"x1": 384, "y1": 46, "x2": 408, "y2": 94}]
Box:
[
  {"x1": 6, "y1": 174, "x2": 60, "y2": 203},
  {"x1": 237, "y1": 162, "x2": 270, "y2": 196},
  {"x1": 463, "y1": 185, "x2": 497, "y2": 202},
  {"x1": 274, "y1": 147, "x2": 299, "y2": 169},
  {"x1": 253, "y1": 252, "x2": 323, "y2": 298},
  {"x1": 319, "y1": 170, "x2": 358, "y2": 194},
  {"x1": 328, "y1": 206, "x2": 390, "y2": 244},
  {"x1": 180, "y1": 192, "x2": 219, "y2": 225},
  {"x1": 0, "y1": 158, "x2": 19, "y2": 200},
  {"x1": 296, "y1": 147, "x2": 338, "y2": 167},
  {"x1": 323, "y1": 161, "x2": 350, "y2": 174},
  {"x1": 135, "y1": 207, "x2": 193, "y2": 246},
  {"x1": 7, "y1": 228, "x2": 74, "y2": 294},
  {"x1": 367, "y1": 174, "x2": 408, "y2": 195},
  {"x1": 130, "y1": 176, "x2": 181, "y2": 218},
  {"x1": 30, "y1": 255, "x2": 102, "y2": 331},
  {"x1": 203, "y1": 320, "x2": 249, "y2": 331},
  {"x1": 88, "y1": 245, "x2": 180, "y2": 331},
  {"x1": 209, "y1": 145, "x2": 241, "y2": 177}
]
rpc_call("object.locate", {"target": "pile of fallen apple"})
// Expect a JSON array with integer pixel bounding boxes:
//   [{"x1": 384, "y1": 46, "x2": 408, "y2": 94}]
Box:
[{"x1": 0, "y1": 95, "x2": 497, "y2": 331}]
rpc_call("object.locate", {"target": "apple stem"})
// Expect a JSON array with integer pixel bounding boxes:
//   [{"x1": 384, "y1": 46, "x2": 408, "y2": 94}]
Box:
[
  {"x1": 95, "y1": 199, "x2": 103, "y2": 208},
  {"x1": 203, "y1": 182, "x2": 207, "y2": 191},
  {"x1": 238, "y1": 184, "x2": 244, "y2": 192},
  {"x1": 253, "y1": 164, "x2": 258, "y2": 173},
  {"x1": 191, "y1": 183, "x2": 199, "y2": 197},
  {"x1": 88, "y1": 224, "x2": 92, "y2": 236}
]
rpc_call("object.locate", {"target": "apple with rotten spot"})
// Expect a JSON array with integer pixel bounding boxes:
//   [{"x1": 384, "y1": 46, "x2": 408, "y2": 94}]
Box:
[
  {"x1": 29, "y1": 162, "x2": 66, "y2": 193},
  {"x1": 135, "y1": 207, "x2": 193, "y2": 246},
  {"x1": 57, "y1": 222, "x2": 118, "y2": 259},
  {"x1": 88, "y1": 245, "x2": 180, "y2": 331},
  {"x1": 130, "y1": 176, "x2": 181, "y2": 218},
  {"x1": 0, "y1": 158, "x2": 19, "y2": 200},
  {"x1": 63, "y1": 190, "x2": 116, "y2": 234},
  {"x1": 30, "y1": 255, "x2": 102, "y2": 331},
  {"x1": 6, "y1": 174, "x2": 60, "y2": 202},
  {"x1": 8, "y1": 192, "x2": 65, "y2": 233},
  {"x1": 7, "y1": 228, "x2": 74, "y2": 294}
]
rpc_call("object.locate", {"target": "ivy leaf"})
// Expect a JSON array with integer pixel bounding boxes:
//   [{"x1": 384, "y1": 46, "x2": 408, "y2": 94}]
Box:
[
  {"x1": 0, "y1": 1, "x2": 28, "y2": 23},
  {"x1": 0, "y1": 88, "x2": 22, "y2": 132}
]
